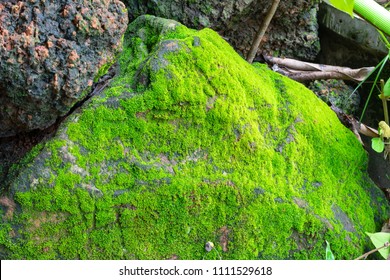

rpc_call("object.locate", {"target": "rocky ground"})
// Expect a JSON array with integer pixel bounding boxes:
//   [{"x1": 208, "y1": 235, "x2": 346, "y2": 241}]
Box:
[{"x1": 0, "y1": 0, "x2": 128, "y2": 137}]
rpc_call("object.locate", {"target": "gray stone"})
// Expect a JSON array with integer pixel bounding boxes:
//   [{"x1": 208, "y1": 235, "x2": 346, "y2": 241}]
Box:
[
  {"x1": 319, "y1": 3, "x2": 388, "y2": 55},
  {"x1": 318, "y1": 2, "x2": 388, "y2": 67},
  {"x1": 124, "y1": 0, "x2": 320, "y2": 61},
  {"x1": 308, "y1": 79, "x2": 360, "y2": 115},
  {"x1": 0, "y1": 0, "x2": 128, "y2": 137}
]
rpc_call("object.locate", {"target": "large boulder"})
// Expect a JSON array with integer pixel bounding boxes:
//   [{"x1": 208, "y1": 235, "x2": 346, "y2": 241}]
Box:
[
  {"x1": 0, "y1": 16, "x2": 388, "y2": 260},
  {"x1": 0, "y1": 0, "x2": 128, "y2": 137},
  {"x1": 124, "y1": 0, "x2": 320, "y2": 60}
]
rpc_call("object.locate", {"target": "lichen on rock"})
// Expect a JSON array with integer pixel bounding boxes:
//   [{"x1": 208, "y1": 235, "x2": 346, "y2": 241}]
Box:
[
  {"x1": 0, "y1": 15, "x2": 388, "y2": 260},
  {"x1": 0, "y1": 0, "x2": 128, "y2": 137}
]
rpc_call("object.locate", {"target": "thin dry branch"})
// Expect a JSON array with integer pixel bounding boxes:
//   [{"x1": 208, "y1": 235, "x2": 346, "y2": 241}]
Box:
[
  {"x1": 355, "y1": 242, "x2": 390, "y2": 260},
  {"x1": 331, "y1": 104, "x2": 379, "y2": 145},
  {"x1": 246, "y1": 0, "x2": 280, "y2": 64}
]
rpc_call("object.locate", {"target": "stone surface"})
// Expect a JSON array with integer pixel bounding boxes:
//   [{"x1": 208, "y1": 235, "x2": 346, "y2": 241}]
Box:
[
  {"x1": 124, "y1": 0, "x2": 320, "y2": 61},
  {"x1": 319, "y1": 3, "x2": 388, "y2": 55},
  {"x1": 0, "y1": 0, "x2": 128, "y2": 137},
  {"x1": 317, "y1": 2, "x2": 387, "y2": 67},
  {"x1": 0, "y1": 16, "x2": 388, "y2": 260},
  {"x1": 308, "y1": 79, "x2": 360, "y2": 115}
]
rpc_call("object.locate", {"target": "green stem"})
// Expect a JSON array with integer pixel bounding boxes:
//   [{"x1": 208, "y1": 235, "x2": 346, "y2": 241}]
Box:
[
  {"x1": 349, "y1": 55, "x2": 388, "y2": 100},
  {"x1": 377, "y1": 30, "x2": 390, "y2": 49},
  {"x1": 359, "y1": 55, "x2": 389, "y2": 122},
  {"x1": 381, "y1": 79, "x2": 389, "y2": 125}
]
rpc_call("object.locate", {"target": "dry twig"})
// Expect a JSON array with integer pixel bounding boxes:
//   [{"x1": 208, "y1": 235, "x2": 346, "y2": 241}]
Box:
[
  {"x1": 246, "y1": 0, "x2": 280, "y2": 63},
  {"x1": 355, "y1": 242, "x2": 390, "y2": 260}
]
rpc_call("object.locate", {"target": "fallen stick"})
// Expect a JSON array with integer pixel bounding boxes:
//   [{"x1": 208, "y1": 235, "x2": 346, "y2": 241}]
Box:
[
  {"x1": 264, "y1": 55, "x2": 374, "y2": 82},
  {"x1": 355, "y1": 242, "x2": 390, "y2": 260},
  {"x1": 246, "y1": 0, "x2": 280, "y2": 64},
  {"x1": 331, "y1": 104, "x2": 379, "y2": 145}
]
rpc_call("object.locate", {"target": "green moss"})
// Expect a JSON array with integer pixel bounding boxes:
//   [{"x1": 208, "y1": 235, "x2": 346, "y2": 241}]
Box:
[
  {"x1": 1, "y1": 15, "x2": 388, "y2": 260},
  {"x1": 93, "y1": 63, "x2": 112, "y2": 83}
]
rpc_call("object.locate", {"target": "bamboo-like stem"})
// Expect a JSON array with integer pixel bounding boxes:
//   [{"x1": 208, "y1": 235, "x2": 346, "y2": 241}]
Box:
[{"x1": 246, "y1": 0, "x2": 280, "y2": 64}]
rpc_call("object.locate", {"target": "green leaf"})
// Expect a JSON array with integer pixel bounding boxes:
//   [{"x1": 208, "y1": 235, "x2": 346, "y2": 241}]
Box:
[
  {"x1": 325, "y1": 241, "x2": 335, "y2": 260},
  {"x1": 366, "y1": 232, "x2": 390, "y2": 259},
  {"x1": 328, "y1": 0, "x2": 355, "y2": 16},
  {"x1": 384, "y1": 78, "x2": 390, "y2": 97},
  {"x1": 372, "y1": 137, "x2": 385, "y2": 153}
]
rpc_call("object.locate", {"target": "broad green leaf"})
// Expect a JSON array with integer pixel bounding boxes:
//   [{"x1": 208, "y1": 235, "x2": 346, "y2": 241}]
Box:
[
  {"x1": 328, "y1": 0, "x2": 355, "y2": 16},
  {"x1": 384, "y1": 78, "x2": 390, "y2": 97},
  {"x1": 325, "y1": 241, "x2": 335, "y2": 260},
  {"x1": 366, "y1": 232, "x2": 390, "y2": 259},
  {"x1": 372, "y1": 137, "x2": 385, "y2": 153}
]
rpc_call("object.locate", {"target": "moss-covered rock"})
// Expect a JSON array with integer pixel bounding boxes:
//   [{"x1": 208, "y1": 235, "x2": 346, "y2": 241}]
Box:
[{"x1": 0, "y1": 15, "x2": 388, "y2": 260}]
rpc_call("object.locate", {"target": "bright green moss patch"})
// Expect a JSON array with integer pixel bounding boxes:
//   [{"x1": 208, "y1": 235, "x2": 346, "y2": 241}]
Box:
[{"x1": 1, "y1": 15, "x2": 388, "y2": 259}]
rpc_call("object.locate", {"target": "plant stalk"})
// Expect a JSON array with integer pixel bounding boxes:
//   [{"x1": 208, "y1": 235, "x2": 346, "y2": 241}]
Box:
[
  {"x1": 355, "y1": 242, "x2": 390, "y2": 260},
  {"x1": 381, "y1": 79, "x2": 389, "y2": 125},
  {"x1": 359, "y1": 55, "x2": 389, "y2": 122},
  {"x1": 246, "y1": 0, "x2": 280, "y2": 64}
]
